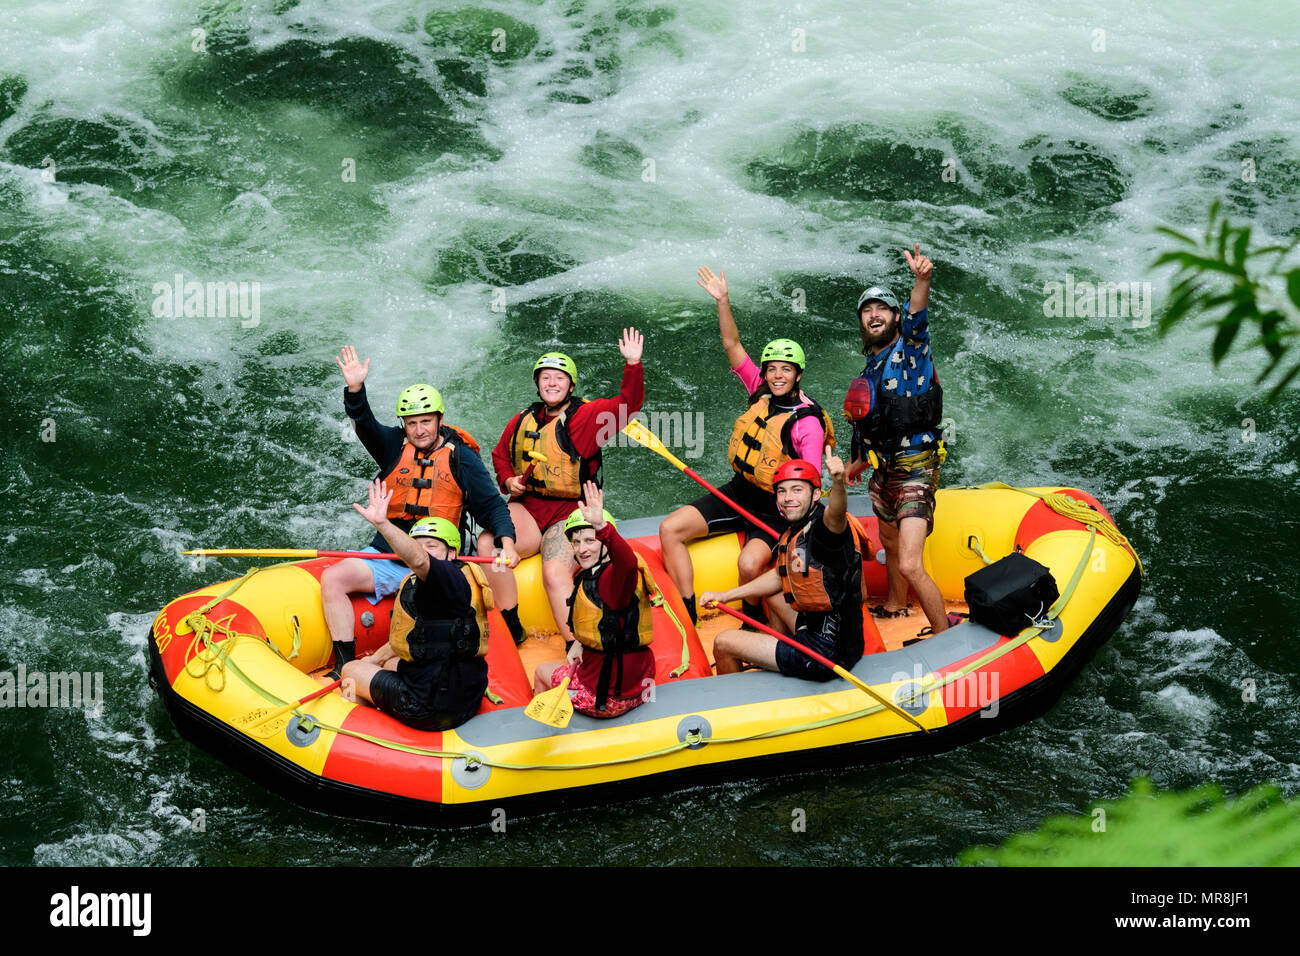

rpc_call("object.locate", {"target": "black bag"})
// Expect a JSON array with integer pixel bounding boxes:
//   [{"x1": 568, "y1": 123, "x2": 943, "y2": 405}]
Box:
[{"x1": 964, "y1": 552, "x2": 1059, "y2": 636}]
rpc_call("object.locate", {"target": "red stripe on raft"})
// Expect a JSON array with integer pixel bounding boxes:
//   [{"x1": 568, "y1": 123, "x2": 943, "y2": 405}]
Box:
[
  {"x1": 479, "y1": 610, "x2": 533, "y2": 710},
  {"x1": 935, "y1": 637, "x2": 1046, "y2": 724},
  {"x1": 323, "y1": 708, "x2": 444, "y2": 803},
  {"x1": 1013, "y1": 489, "x2": 1118, "y2": 552},
  {"x1": 152, "y1": 594, "x2": 267, "y2": 685},
  {"x1": 629, "y1": 542, "x2": 714, "y2": 682}
]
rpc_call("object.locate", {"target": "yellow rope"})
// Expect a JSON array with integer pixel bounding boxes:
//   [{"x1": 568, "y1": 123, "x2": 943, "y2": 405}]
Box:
[{"x1": 971, "y1": 481, "x2": 1145, "y2": 576}]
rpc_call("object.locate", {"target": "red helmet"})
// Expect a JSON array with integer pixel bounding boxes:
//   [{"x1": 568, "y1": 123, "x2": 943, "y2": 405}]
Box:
[{"x1": 773, "y1": 459, "x2": 820, "y2": 488}]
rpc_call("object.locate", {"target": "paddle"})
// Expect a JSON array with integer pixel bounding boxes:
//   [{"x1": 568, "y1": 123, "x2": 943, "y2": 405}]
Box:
[
  {"x1": 620, "y1": 419, "x2": 780, "y2": 539},
  {"x1": 708, "y1": 601, "x2": 929, "y2": 733},
  {"x1": 523, "y1": 676, "x2": 573, "y2": 728},
  {"x1": 245, "y1": 678, "x2": 343, "y2": 735},
  {"x1": 182, "y1": 549, "x2": 498, "y2": 563},
  {"x1": 511, "y1": 449, "x2": 547, "y2": 498}
]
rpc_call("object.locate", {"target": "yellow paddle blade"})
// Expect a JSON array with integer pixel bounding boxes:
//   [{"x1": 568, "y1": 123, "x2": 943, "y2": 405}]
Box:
[
  {"x1": 621, "y1": 420, "x2": 688, "y2": 472},
  {"x1": 524, "y1": 676, "x2": 573, "y2": 728}
]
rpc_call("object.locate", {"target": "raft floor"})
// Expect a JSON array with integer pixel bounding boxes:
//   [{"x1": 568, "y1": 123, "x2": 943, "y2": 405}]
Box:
[{"x1": 313, "y1": 598, "x2": 970, "y2": 687}]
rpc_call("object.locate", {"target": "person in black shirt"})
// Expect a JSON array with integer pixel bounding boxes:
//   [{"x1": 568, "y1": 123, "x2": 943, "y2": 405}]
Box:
[
  {"x1": 703, "y1": 449, "x2": 866, "y2": 680},
  {"x1": 340, "y1": 479, "x2": 493, "y2": 730}
]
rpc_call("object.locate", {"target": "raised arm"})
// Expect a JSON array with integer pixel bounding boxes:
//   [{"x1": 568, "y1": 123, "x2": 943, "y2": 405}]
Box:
[
  {"x1": 822, "y1": 447, "x2": 848, "y2": 535},
  {"x1": 353, "y1": 479, "x2": 431, "y2": 580},
  {"x1": 904, "y1": 244, "x2": 933, "y2": 314},
  {"x1": 698, "y1": 266, "x2": 748, "y2": 370}
]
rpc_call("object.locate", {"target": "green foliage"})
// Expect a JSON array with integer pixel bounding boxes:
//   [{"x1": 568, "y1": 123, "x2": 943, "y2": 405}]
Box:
[
  {"x1": 961, "y1": 777, "x2": 1300, "y2": 866},
  {"x1": 1153, "y1": 202, "x2": 1300, "y2": 400}
]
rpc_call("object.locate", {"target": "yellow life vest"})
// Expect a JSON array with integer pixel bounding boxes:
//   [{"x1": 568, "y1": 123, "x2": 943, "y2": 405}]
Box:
[
  {"x1": 388, "y1": 562, "x2": 494, "y2": 663},
  {"x1": 728, "y1": 396, "x2": 836, "y2": 492},
  {"x1": 509, "y1": 400, "x2": 601, "y2": 500},
  {"x1": 566, "y1": 553, "x2": 657, "y2": 653}
]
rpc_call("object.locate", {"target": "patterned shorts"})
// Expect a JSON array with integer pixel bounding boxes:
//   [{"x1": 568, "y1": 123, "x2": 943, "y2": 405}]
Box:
[
  {"x1": 868, "y1": 447, "x2": 941, "y2": 534},
  {"x1": 550, "y1": 663, "x2": 643, "y2": 719}
]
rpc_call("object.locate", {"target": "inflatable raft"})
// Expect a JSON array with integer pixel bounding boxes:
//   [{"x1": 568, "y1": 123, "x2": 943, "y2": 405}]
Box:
[{"x1": 147, "y1": 485, "x2": 1141, "y2": 826}]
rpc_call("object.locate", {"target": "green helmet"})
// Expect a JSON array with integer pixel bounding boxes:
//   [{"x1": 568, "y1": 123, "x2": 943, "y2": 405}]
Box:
[
  {"x1": 856, "y1": 285, "x2": 900, "y2": 313},
  {"x1": 409, "y1": 516, "x2": 460, "y2": 551},
  {"x1": 395, "y1": 384, "x2": 445, "y2": 419},
  {"x1": 533, "y1": 352, "x2": 577, "y2": 387},
  {"x1": 760, "y1": 338, "x2": 806, "y2": 371},
  {"x1": 563, "y1": 507, "x2": 618, "y2": 538}
]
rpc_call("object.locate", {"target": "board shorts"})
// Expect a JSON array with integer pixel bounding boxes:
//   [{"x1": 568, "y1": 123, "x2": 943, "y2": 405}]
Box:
[
  {"x1": 358, "y1": 546, "x2": 410, "y2": 605},
  {"x1": 868, "y1": 446, "x2": 941, "y2": 534},
  {"x1": 369, "y1": 661, "x2": 484, "y2": 731},
  {"x1": 689, "y1": 474, "x2": 787, "y2": 548},
  {"x1": 550, "y1": 662, "x2": 644, "y2": 719},
  {"x1": 775, "y1": 620, "x2": 864, "y2": 682}
]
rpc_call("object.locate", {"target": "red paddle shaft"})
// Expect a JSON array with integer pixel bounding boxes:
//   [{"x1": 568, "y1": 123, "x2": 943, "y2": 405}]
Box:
[{"x1": 680, "y1": 466, "x2": 780, "y2": 540}]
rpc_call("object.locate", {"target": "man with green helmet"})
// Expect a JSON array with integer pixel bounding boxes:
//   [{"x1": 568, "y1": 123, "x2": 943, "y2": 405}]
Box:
[
  {"x1": 340, "y1": 480, "x2": 491, "y2": 731},
  {"x1": 658, "y1": 266, "x2": 834, "y2": 629},
  {"x1": 532, "y1": 481, "x2": 657, "y2": 718},
  {"x1": 323, "y1": 346, "x2": 519, "y2": 676},
  {"x1": 849, "y1": 243, "x2": 952, "y2": 635},
  {"x1": 490, "y1": 328, "x2": 645, "y2": 645}
]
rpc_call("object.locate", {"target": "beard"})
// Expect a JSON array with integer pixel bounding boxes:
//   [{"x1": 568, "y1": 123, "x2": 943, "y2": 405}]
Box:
[{"x1": 861, "y1": 312, "x2": 900, "y2": 350}]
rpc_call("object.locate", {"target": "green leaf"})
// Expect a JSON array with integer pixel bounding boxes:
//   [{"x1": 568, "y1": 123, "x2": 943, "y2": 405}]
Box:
[
  {"x1": 1211, "y1": 313, "x2": 1245, "y2": 364},
  {"x1": 1266, "y1": 360, "x2": 1300, "y2": 402},
  {"x1": 960, "y1": 778, "x2": 1300, "y2": 866},
  {"x1": 1154, "y1": 225, "x2": 1197, "y2": 246},
  {"x1": 1231, "y1": 226, "x2": 1251, "y2": 266},
  {"x1": 1288, "y1": 268, "x2": 1300, "y2": 309}
]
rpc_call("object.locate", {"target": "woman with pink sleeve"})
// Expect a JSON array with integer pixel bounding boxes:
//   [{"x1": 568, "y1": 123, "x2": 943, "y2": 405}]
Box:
[{"x1": 658, "y1": 266, "x2": 835, "y2": 631}]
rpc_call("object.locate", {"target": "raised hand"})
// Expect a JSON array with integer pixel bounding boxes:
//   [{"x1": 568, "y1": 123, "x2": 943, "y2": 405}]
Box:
[
  {"x1": 903, "y1": 243, "x2": 933, "y2": 280},
  {"x1": 825, "y1": 446, "x2": 845, "y2": 484},
  {"x1": 696, "y1": 266, "x2": 728, "y2": 302},
  {"x1": 579, "y1": 480, "x2": 605, "y2": 531},
  {"x1": 619, "y1": 327, "x2": 644, "y2": 365},
  {"x1": 352, "y1": 478, "x2": 393, "y2": 526},
  {"x1": 335, "y1": 345, "x2": 370, "y2": 392}
]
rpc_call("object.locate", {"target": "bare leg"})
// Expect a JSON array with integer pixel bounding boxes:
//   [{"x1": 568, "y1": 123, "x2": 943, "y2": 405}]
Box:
[
  {"x1": 483, "y1": 503, "x2": 541, "y2": 613},
  {"x1": 321, "y1": 558, "x2": 376, "y2": 644},
  {"x1": 875, "y1": 519, "x2": 911, "y2": 611},
  {"x1": 659, "y1": 505, "x2": 708, "y2": 599},
  {"x1": 533, "y1": 661, "x2": 564, "y2": 695},
  {"x1": 713, "y1": 629, "x2": 780, "y2": 674},
  {"x1": 540, "y1": 522, "x2": 577, "y2": 643},
  {"x1": 896, "y1": 516, "x2": 948, "y2": 631}
]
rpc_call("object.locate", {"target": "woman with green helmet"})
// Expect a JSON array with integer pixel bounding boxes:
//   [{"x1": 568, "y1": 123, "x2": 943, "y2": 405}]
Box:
[
  {"x1": 490, "y1": 329, "x2": 645, "y2": 645},
  {"x1": 658, "y1": 267, "x2": 834, "y2": 629},
  {"x1": 531, "y1": 481, "x2": 656, "y2": 718}
]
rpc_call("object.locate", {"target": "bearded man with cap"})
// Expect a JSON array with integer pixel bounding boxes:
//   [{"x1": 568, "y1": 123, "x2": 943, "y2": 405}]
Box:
[{"x1": 850, "y1": 244, "x2": 953, "y2": 635}]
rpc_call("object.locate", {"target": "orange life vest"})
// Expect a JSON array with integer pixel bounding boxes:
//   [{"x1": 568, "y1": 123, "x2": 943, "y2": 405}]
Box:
[
  {"x1": 383, "y1": 425, "x2": 479, "y2": 525},
  {"x1": 388, "y1": 562, "x2": 494, "y2": 663},
  {"x1": 509, "y1": 400, "x2": 601, "y2": 500},
  {"x1": 728, "y1": 396, "x2": 836, "y2": 493},
  {"x1": 776, "y1": 506, "x2": 869, "y2": 613}
]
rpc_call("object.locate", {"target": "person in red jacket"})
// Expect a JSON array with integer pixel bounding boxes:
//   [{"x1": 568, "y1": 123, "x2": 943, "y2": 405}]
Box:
[
  {"x1": 532, "y1": 481, "x2": 656, "y2": 718},
  {"x1": 491, "y1": 329, "x2": 645, "y2": 644}
]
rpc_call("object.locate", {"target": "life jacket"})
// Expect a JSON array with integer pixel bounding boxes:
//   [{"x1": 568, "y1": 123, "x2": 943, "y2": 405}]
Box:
[
  {"x1": 728, "y1": 395, "x2": 836, "y2": 493},
  {"x1": 565, "y1": 553, "x2": 657, "y2": 711},
  {"x1": 860, "y1": 365, "x2": 943, "y2": 451},
  {"x1": 509, "y1": 400, "x2": 601, "y2": 500},
  {"x1": 775, "y1": 504, "x2": 870, "y2": 613},
  {"x1": 383, "y1": 425, "x2": 480, "y2": 524},
  {"x1": 387, "y1": 562, "x2": 494, "y2": 663}
]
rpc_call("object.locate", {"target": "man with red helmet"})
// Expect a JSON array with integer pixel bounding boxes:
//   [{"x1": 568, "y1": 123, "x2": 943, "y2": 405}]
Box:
[{"x1": 702, "y1": 449, "x2": 867, "y2": 680}]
